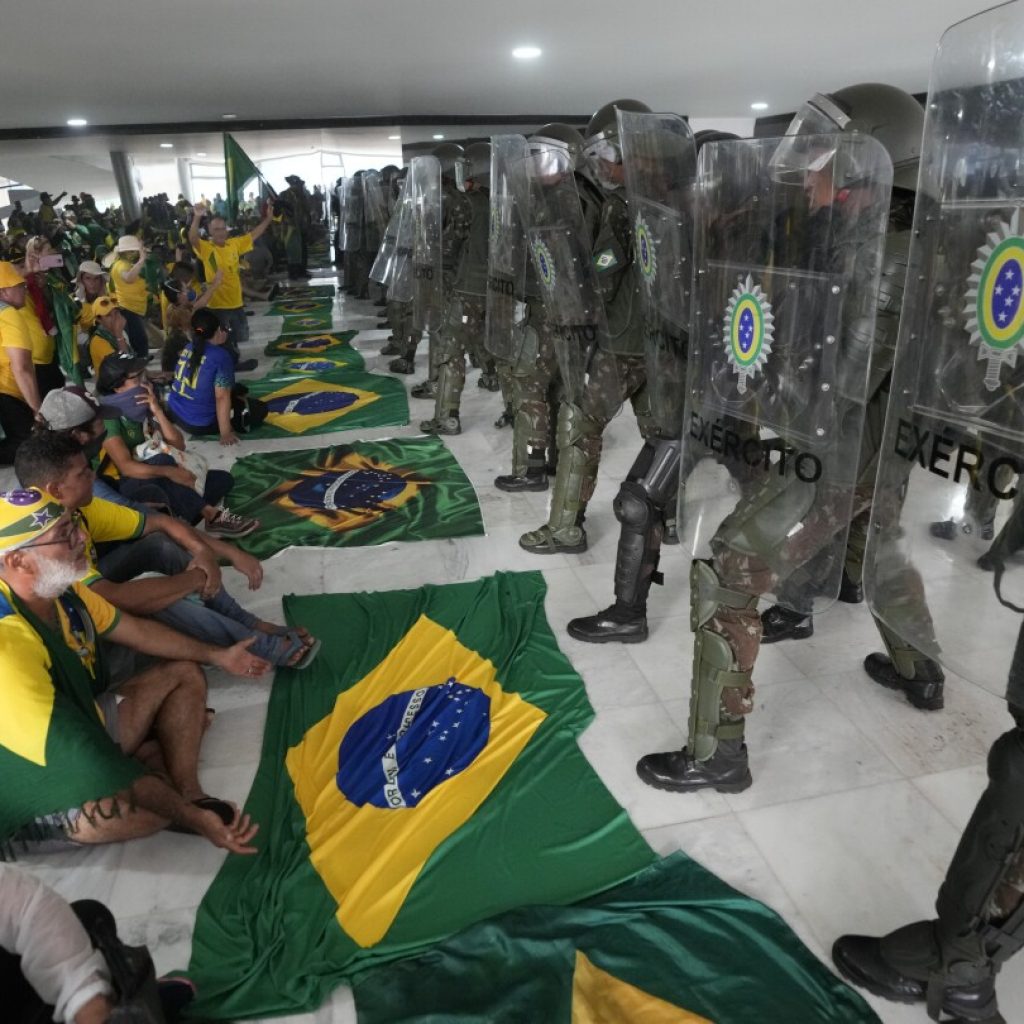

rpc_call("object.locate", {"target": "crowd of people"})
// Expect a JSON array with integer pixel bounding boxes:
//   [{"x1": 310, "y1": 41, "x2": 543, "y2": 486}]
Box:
[{"x1": 4, "y1": 24, "x2": 1024, "y2": 1017}]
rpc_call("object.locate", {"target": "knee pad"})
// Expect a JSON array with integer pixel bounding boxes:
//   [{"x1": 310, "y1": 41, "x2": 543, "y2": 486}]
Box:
[
  {"x1": 690, "y1": 558, "x2": 757, "y2": 631},
  {"x1": 614, "y1": 480, "x2": 656, "y2": 532},
  {"x1": 556, "y1": 403, "x2": 603, "y2": 450}
]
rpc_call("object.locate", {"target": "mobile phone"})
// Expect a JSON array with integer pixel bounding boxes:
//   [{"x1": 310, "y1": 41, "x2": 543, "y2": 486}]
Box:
[{"x1": 39, "y1": 253, "x2": 64, "y2": 270}]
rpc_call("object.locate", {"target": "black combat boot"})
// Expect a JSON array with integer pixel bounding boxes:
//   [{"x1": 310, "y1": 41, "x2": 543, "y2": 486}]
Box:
[
  {"x1": 637, "y1": 740, "x2": 752, "y2": 794},
  {"x1": 863, "y1": 653, "x2": 945, "y2": 710},
  {"x1": 495, "y1": 466, "x2": 548, "y2": 492},
  {"x1": 567, "y1": 603, "x2": 648, "y2": 644},
  {"x1": 760, "y1": 605, "x2": 814, "y2": 643}
]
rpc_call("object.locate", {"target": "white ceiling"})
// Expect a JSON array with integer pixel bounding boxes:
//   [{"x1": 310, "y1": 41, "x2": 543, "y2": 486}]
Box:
[{"x1": 0, "y1": 0, "x2": 990, "y2": 130}]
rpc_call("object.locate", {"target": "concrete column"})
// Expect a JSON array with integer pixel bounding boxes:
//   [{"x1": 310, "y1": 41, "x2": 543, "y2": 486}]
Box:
[{"x1": 108, "y1": 150, "x2": 141, "y2": 222}]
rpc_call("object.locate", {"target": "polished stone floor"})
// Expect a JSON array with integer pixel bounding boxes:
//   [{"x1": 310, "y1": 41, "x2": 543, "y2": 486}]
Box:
[{"x1": 9, "y1": 275, "x2": 1022, "y2": 1024}]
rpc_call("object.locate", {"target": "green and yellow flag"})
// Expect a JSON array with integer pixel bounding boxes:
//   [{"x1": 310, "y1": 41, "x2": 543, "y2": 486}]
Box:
[
  {"x1": 268, "y1": 297, "x2": 335, "y2": 317},
  {"x1": 223, "y1": 133, "x2": 262, "y2": 223},
  {"x1": 242, "y1": 369, "x2": 408, "y2": 439},
  {"x1": 278, "y1": 310, "x2": 335, "y2": 333},
  {"x1": 263, "y1": 329, "x2": 358, "y2": 357},
  {"x1": 225, "y1": 436, "x2": 484, "y2": 558},
  {"x1": 187, "y1": 572, "x2": 657, "y2": 1018},
  {"x1": 352, "y1": 852, "x2": 882, "y2": 1024},
  {"x1": 277, "y1": 282, "x2": 336, "y2": 299},
  {"x1": 272, "y1": 349, "x2": 365, "y2": 376}
]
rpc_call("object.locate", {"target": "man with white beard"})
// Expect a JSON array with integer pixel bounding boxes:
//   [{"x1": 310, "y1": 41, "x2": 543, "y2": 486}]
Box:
[{"x1": 0, "y1": 487, "x2": 266, "y2": 854}]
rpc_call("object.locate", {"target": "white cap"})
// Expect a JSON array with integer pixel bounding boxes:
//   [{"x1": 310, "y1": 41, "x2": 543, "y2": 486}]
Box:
[
  {"x1": 117, "y1": 235, "x2": 142, "y2": 252},
  {"x1": 76, "y1": 260, "x2": 107, "y2": 278}
]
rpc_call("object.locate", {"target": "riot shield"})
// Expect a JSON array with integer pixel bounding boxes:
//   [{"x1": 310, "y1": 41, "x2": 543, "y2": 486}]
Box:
[
  {"x1": 484, "y1": 134, "x2": 529, "y2": 363},
  {"x1": 362, "y1": 170, "x2": 387, "y2": 253},
  {"x1": 618, "y1": 110, "x2": 698, "y2": 437},
  {"x1": 370, "y1": 176, "x2": 409, "y2": 287},
  {"x1": 513, "y1": 141, "x2": 613, "y2": 405},
  {"x1": 339, "y1": 177, "x2": 362, "y2": 253},
  {"x1": 865, "y1": 3, "x2": 1024, "y2": 699},
  {"x1": 680, "y1": 133, "x2": 893, "y2": 614},
  {"x1": 408, "y1": 155, "x2": 443, "y2": 333}
]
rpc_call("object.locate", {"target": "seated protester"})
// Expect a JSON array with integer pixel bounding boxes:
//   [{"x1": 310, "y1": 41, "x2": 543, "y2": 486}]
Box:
[
  {"x1": 87, "y1": 296, "x2": 133, "y2": 378},
  {"x1": 159, "y1": 260, "x2": 198, "y2": 332},
  {"x1": 15, "y1": 431, "x2": 321, "y2": 671},
  {"x1": 160, "y1": 268, "x2": 222, "y2": 375},
  {"x1": 0, "y1": 868, "x2": 196, "y2": 1024},
  {"x1": 0, "y1": 488, "x2": 265, "y2": 854},
  {"x1": 95, "y1": 353, "x2": 258, "y2": 537},
  {"x1": 167, "y1": 309, "x2": 267, "y2": 446},
  {"x1": 0, "y1": 261, "x2": 42, "y2": 464},
  {"x1": 107, "y1": 236, "x2": 150, "y2": 359}
]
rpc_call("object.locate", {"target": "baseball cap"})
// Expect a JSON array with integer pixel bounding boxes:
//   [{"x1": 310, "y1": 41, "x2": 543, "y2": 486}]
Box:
[
  {"x1": 38, "y1": 385, "x2": 115, "y2": 429},
  {"x1": 77, "y1": 260, "x2": 107, "y2": 278},
  {"x1": 97, "y1": 354, "x2": 148, "y2": 395},
  {"x1": 0, "y1": 261, "x2": 26, "y2": 289},
  {"x1": 0, "y1": 488, "x2": 65, "y2": 554},
  {"x1": 91, "y1": 295, "x2": 119, "y2": 318}
]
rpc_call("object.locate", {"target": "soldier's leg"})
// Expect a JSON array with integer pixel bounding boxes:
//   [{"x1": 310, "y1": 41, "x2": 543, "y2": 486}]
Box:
[
  {"x1": 493, "y1": 359, "x2": 515, "y2": 428},
  {"x1": 567, "y1": 438, "x2": 680, "y2": 644},
  {"x1": 411, "y1": 276, "x2": 453, "y2": 398},
  {"x1": 421, "y1": 296, "x2": 469, "y2": 436},
  {"x1": 389, "y1": 303, "x2": 421, "y2": 375},
  {"x1": 496, "y1": 318, "x2": 558, "y2": 492},
  {"x1": 834, "y1": 691, "x2": 1024, "y2": 1023},
  {"x1": 518, "y1": 350, "x2": 629, "y2": 554}
]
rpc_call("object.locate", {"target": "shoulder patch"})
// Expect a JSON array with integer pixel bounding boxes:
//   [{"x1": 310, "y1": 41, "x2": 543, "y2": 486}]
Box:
[{"x1": 594, "y1": 250, "x2": 618, "y2": 270}]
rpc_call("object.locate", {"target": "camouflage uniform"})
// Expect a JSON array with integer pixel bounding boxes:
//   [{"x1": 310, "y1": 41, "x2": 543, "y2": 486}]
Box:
[{"x1": 520, "y1": 189, "x2": 655, "y2": 553}]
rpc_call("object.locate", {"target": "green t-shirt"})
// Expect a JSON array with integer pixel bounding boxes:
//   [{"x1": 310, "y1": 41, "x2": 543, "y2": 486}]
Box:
[{"x1": 98, "y1": 415, "x2": 150, "y2": 480}]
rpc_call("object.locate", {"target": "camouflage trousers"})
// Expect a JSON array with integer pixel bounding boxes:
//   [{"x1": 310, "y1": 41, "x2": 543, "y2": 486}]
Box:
[
  {"x1": 433, "y1": 292, "x2": 487, "y2": 417},
  {"x1": 694, "y1": 385, "x2": 938, "y2": 743},
  {"x1": 510, "y1": 305, "x2": 561, "y2": 454}
]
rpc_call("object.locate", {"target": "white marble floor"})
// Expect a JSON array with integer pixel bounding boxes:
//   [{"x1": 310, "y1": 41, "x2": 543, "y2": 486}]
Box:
[{"x1": 11, "y1": 275, "x2": 1023, "y2": 1024}]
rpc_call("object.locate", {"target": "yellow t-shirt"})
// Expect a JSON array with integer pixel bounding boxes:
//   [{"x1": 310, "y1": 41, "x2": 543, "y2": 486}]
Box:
[
  {"x1": 0, "y1": 303, "x2": 33, "y2": 400},
  {"x1": 194, "y1": 235, "x2": 254, "y2": 309},
  {"x1": 110, "y1": 259, "x2": 149, "y2": 315},
  {"x1": 88, "y1": 331, "x2": 118, "y2": 379},
  {"x1": 0, "y1": 577, "x2": 121, "y2": 763},
  {"x1": 78, "y1": 497, "x2": 147, "y2": 585},
  {"x1": 18, "y1": 303, "x2": 54, "y2": 366}
]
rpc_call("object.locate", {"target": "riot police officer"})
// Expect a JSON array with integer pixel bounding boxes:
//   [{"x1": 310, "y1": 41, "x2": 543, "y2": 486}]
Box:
[{"x1": 518, "y1": 100, "x2": 655, "y2": 554}]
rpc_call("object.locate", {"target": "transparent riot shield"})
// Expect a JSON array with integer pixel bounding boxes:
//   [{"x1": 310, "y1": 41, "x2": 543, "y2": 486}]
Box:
[
  {"x1": 680, "y1": 133, "x2": 893, "y2": 615},
  {"x1": 408, "y1": 155, "x2": 443, "y2": 333},
  {"x1": 339, "y1": 177, "x2": 362, "y2": 253},
  {"x1": 484, "y1": 134, "x2": 529, "y2": 363},
  {"x1": 619, "y1": 110, "x2": 697, "y2": 438},
  {"x1": 370, "y1": 176, "x2": 409, "y2": 287},
  {"x1": 362, "y1": 170, "x2": 387, "y2": 254},
  {"x1": 865, "y1": 3, "x2": 1024, "y2": 699},
  {"x1": 513, "y1": 142, "x2": 614, "y2": 405}
]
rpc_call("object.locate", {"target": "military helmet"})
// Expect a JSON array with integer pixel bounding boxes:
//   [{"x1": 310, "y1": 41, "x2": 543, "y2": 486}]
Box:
[
  {"x1": 432, "y1": 142, "x2": 466, "y2": 181},
  {"x1": 457, "y1": 142, "x2": 492, "y2": 191},
  {"x1": 529, "y1": 123, "x2": 586, "y2": 170},
  {"x1": 784, "y1": 83, "x2": 924, "y2": 191},
  {"x1": 693, "y1": 129, "x2": 739, "y2": 152},
  {"x1": 583, "y1": 100, "x2": 652, "y2": 191}
]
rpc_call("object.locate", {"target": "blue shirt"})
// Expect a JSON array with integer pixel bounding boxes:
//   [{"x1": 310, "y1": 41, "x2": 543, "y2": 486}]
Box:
[{"x1": 168, "y1": 341, "x2": 234, "y2": 427}]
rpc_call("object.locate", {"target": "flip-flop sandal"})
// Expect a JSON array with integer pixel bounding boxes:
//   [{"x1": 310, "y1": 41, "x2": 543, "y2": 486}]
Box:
[
  {"x1": 295, "y1": 636, "x2": 322, "y2": 670},
  {"x1": 167, "y1": 795, "x2": 234, "y2": 835}
]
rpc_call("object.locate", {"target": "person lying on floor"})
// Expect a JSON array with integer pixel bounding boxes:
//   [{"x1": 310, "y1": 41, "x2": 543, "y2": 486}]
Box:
[
  {"x1": 0, "y1": 488, "x2": 264, "y2": 854},
  {"x1": 93, "y1": 352, "x2": 258, "y2": 537},
  {"x1": 15, "y1": 430, "x2": 320, "y2": 671}
]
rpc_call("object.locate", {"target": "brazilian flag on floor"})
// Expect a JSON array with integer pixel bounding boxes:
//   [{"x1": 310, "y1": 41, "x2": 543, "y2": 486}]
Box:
[
  {"x1": 272, "y1": 348, "x2": 365, "y2": 375},
  {"x1": 224, "y1": 435, "x2": 484, "y2": 558},
  {"x1": 279, "y1": 309, "x2": 335, "y2": 333},
  {"x1": 269, "y1": 297, "x2": 334, "y2": 317},
  {"x1": 264, "y1": 329, "x2": 357, "y2": 357},
  {"x1": 186, "y1": 573, "x2": 879, "y2": 1023},
  {"x1": 241, "y1": 368, "x2": 407, "y2": 440},
  {"x1": 278, "y1": 282, "x2": 335, "y2": 299}
]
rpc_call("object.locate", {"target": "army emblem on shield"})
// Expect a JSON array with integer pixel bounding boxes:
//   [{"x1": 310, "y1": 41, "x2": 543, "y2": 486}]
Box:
[
  {"x1": 532, "y1": 238, "x2": 556, "y2": 292},
  {"x1": 635, "y1": 213, "x2": 657, "y2": 285},
  {"x1": 723, "y1": 273, "x2": 774, "y2": 394},
  {"x1": 964, "y1": 210, "x2": 1024, "y2": 390}
]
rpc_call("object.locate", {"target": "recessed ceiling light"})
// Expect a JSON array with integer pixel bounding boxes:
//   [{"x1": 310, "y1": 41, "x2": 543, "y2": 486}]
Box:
[
  {"x1": 196, "y1": 152, "x2": 207, "y2": 157},
  {"x1": 750, "y1": 101, "x2": 769, "y2": 111},
  {"x1": 66, "y1": 118, "x2": 88, "y2": 127},
  {"x1": 160, "y1": 142, "x2": 174, "y2": 148},
  {"x1": 432, "y1": 133, "x2": 445, "y2": 140},
  {"x1": 388, "y1": 134, "x2": 401, "y2": 140},
  {"x1": 512, "y1": 46, "x2": 542, "y2": 60},
  {"x1": 222, "y1": 113, "x2": 237, "y2": 120}
]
